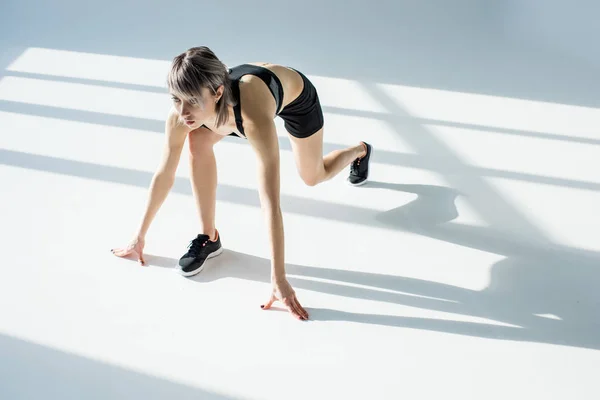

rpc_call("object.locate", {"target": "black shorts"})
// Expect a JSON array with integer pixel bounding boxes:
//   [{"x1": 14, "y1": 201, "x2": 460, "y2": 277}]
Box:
[{"x1": 278, "y1": 68, "x2": 324, "y2": 138}]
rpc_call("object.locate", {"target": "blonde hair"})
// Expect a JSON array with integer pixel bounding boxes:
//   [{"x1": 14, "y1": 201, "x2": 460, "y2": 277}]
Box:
[{"x1": 167, "y1": 46, "x2": 235, "y2": 127}]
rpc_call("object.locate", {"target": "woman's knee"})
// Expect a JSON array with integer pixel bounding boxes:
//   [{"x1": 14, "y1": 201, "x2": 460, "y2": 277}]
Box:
[
  {"x1": 299, "y1": 165, "x2": 325, "y2": 187},
  {"x1": 300, "y1": 174, "x2": 319, "y2": 187}
]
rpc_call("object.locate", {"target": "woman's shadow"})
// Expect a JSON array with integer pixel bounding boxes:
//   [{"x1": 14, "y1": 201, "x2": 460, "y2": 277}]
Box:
[
  {"x1": 364, "y1": 181, "x2": 462, "y2": 228},
  {"x1": 139, "y1": 180, "x2": 600, "y2": 350}
]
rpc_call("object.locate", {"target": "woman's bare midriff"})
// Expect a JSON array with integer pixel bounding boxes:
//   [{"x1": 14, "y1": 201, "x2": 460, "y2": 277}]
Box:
[{"x1": 247, "y1": 62, "x2": 305, "y2": 111}]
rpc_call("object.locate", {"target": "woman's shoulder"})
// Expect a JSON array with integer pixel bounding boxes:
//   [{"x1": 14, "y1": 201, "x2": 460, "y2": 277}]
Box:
[
  {"x1": 238, "y1": 78, "x2": 277, "y2": 120},
  {"x1": 229, "y1": 62, "x2": 288, "y2": 79}
]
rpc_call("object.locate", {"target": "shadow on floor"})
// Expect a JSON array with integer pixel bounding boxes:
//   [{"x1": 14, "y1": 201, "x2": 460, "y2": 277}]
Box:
[
  {"x1": 139, "y1": 177, "x2": 600, "y2": 352},
  {"x1": 0, "y1": 333, "x2": 238, "y2": 400}
]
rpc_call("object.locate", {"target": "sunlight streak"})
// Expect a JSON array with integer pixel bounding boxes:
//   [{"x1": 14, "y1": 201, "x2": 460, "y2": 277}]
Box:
[
  {"x1": 0, "y1": 76, "x2": 171, "y2": 120},
  {"x1": 6, "y1": 47, "x2": 170, "y2": 87},
  {"x1": 378, "y1": 82, "x2": 600, "y2": 140}
]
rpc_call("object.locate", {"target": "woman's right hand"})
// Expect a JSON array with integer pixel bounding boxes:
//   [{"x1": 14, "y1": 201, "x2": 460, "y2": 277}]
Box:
[{"x1": 111, "y1": 235, "x2": 146, "y2": 265}]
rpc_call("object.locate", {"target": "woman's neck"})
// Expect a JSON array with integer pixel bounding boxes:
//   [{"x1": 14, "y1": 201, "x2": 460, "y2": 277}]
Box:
[{"x1": 203, "y1": 104, "x2": 237, "y2": 135}]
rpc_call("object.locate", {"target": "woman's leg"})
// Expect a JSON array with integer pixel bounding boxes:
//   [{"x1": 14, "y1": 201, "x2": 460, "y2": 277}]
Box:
[
  {"x1": 288, "y1": 127, "x2": 366, "y2": 186},
  {"x1": 188, "y1": 127, "x2": 225, "y2": 240}
]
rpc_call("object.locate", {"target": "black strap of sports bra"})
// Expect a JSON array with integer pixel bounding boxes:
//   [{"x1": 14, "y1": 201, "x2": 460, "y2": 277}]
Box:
[{"x1": 230, "y1": 78, "x2": 246, "y2": 136}]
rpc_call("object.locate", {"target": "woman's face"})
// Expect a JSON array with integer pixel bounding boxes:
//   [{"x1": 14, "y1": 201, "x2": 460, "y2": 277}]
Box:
[{"x1": 171, "y1": 86, "x2": 220, "y2": 129}]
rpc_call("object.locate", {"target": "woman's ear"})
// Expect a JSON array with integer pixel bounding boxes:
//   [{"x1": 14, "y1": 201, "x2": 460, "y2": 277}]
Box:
[{"x1": 216, "y1": 84, "x2": 224, "y2": 101}]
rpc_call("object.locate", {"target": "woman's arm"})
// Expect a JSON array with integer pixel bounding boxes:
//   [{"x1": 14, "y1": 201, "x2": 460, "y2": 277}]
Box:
[
  {"x1": 244, "y1": 118, "x2": 285, "y2": 281},
  {"x1": 135, "y1": 109, "x2": 188, "y2": 237},
  {"x1": 239, "y1": 74, "x2": 308, "y2": 320},
  {"x1": 112, "y1": 109, "x2": 188, "y2": 265},
  {"x1": 245, "y1": 117, "x2": 309, "y2": 320}
]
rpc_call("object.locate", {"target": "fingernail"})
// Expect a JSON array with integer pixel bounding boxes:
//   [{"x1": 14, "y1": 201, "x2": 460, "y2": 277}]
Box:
[{"x1": 260, "y1": 305, "x2": 264, "y2": 309}]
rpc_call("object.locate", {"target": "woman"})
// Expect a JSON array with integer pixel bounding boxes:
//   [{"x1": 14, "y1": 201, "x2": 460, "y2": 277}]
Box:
[{"x1": 111, "y1": 46, "x2": 373, "y2": 321}]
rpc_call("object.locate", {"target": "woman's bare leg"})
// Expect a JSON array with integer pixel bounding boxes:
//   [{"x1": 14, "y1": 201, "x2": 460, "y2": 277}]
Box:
[
  {"x1": 188, "y1": 127, "x2": 225, "y2": 240},
  {"x1": 288, "y1": 127, "x2": 366, "y2": 186}
]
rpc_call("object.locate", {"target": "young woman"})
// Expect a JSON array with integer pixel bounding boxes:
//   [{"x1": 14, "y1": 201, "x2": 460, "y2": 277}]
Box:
[{"x1": 111, "y1": 46, "x2": 373, "y2": 320}]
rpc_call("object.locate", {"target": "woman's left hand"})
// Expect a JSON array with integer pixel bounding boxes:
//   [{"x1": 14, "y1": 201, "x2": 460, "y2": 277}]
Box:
[{"x1": 261, "y1": 279, "x2": 309, "y2": 320}]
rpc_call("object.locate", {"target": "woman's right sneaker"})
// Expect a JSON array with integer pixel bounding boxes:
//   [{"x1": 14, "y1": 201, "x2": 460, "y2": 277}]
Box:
[
  {"x1": 177, "y1": 230, "x2": 223, "y2": 277},
  {"x1": 347, "y1": 141, "x2": 373, "y2": 186}
]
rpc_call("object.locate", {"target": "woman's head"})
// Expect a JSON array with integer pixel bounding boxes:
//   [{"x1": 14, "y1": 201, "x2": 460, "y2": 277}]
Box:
[{"x1": 167, "y1": 46, "x2": 234, "y2": 129}]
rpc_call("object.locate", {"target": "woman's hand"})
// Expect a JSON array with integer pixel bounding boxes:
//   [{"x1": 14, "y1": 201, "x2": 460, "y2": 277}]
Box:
[
  {"x1": 261, "y1": 279, "x2": 309, "y2": 320},
  {"x1": 111, "y1": 235, "x2": 146, "y2": 266}
]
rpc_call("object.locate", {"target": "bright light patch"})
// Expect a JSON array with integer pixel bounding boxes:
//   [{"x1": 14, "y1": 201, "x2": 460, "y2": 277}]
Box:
[
  {"x1": 487, "y1": 177, "x2": 600, "y2": 252},
  {"x1": 534, "y1": 314, "x2": 562, "y2": 320},
  {"x1": 378, "y1": 82, "x2": 600, "y2": 139},
  {"x1": 0, "y1": 76, "x2": 171, "y2": 120},
  {"x1": 309, "y1": 75, "x2": 387, "y2": 113},
  {"x1": 425, "y1": 124, "x2": 600, "y2": 185},
  {"x1": 6, "y1": 47, "x2": 171, "y2": 87}
]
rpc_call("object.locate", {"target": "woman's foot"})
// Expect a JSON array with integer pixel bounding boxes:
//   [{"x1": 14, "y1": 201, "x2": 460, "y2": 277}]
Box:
[
  {"x1": 347, "y1": 141, "x2": 373, "y2": 186},
  {"x1": 178, "y1": 230, "x2": 223, "y2": 276}
]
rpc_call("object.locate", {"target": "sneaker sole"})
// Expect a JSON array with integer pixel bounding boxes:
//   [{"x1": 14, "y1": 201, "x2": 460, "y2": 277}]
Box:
[
  {"x1": 347, "y1": 145, "x2": 373, "y2": 186},
  {"x1": 178, "y1": 247, "x2": 223, "y2": 277},
  {"x1": 347, "y1": 179, "x2": 368, "y2": 186}
]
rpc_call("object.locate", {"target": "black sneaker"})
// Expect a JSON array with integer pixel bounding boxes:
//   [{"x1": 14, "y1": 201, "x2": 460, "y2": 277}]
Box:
[
  {"x1": 178, "y1": 231, "x2": 223, "y2": 276},
  {"x1": 347, "y1": 141, "x2": 373, "y2": 186}
]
